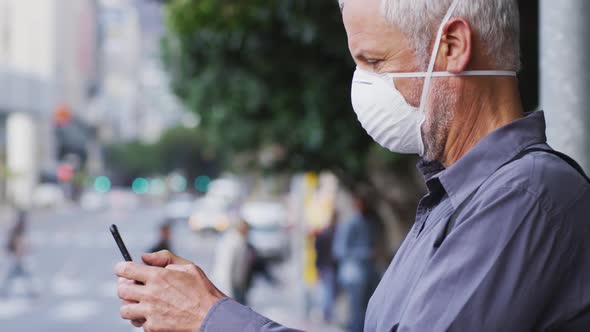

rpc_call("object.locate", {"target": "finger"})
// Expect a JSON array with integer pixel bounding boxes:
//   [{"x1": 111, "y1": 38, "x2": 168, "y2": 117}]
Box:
[
  {"x1": 114, "y1": 262, "x2": 158, "y2": 283},
  {"x1": 117, "y1": 281, "x2": 145, "y2": 302},
  {"x1": 118, "y1": 278, "x2": 142, "y2": 303},
  {"x1": 120, "y1": 303, "x2": 147, "y2": 321},
  {"x1": 123, "y1": 297, "x2": 145, "y2": 326},
  {"x1": 118, "y1": 277, "x2": 135, "y2": 286},
  {"x1": 142, "y1": 250, "x2": 191, "y2": 267}
]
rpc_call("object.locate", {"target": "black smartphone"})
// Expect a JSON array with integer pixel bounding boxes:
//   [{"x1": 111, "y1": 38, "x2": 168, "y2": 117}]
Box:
[
  {"x1": 110, "y1": 224, "x2": 144, "y2": 285},
  {"x1": 110, "y1": 224, "x2": 134, "y2": 262}
]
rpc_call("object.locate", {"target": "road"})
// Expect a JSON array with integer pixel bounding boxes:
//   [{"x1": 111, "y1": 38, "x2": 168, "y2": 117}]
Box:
[{"x1": 0, "y1": 203, "x2": 344, "y2": 332}]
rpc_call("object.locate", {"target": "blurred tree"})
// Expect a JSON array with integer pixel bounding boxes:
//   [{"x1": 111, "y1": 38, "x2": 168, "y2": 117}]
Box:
[
  {"x1": 157, "y1": 126, "x2": 222, "y2": 181},
  {"x1": 107, "y1": 141, "x2": 161, "y2": 179},
  {"x1": 161, "y1": 0, "x2": 424, "y2": 234},
  {"x1": 106, "y1": 127, "x2": 222, "y2": 185}
]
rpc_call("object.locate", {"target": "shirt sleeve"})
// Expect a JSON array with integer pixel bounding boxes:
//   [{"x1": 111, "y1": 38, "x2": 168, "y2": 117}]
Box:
[
  {"x1": 396, "y1": 185, "x2": 574, "y2": 332},
  {"x1": 200, "y1": 298, "x2": 303, "y2": 332}
]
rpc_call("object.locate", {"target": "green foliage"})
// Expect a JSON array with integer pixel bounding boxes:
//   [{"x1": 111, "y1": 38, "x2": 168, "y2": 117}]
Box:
[
  {"x1": 108, "y1": 141, "x2": 160, "y2": 177},
  {"x1": 106, "y1": 127, "x2": 221, "y2": 181},
  {"x1": 161, "y1": 0, "x2": 409, "y2": 186}
]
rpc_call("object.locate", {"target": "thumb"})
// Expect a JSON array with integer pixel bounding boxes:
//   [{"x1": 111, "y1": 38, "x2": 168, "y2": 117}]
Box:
[{"x1": 142, "y1": 250, "x2": 191, "y2": 267}]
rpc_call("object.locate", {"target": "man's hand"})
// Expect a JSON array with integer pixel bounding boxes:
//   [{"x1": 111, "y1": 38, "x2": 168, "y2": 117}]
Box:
[
  {"x1": 141, "y1": 250, "x2": 193, "y2": 267},
  {"x1": 115, "y1": 250, "x2": 225, "y2": 332}
]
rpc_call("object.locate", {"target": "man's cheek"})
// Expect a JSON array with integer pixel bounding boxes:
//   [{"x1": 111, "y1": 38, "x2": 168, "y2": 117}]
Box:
[{"x1": 394, "y1": 77, "x2": 423, "y2": 108}]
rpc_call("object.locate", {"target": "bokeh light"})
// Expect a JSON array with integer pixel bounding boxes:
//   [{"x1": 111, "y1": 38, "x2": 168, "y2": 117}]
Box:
[
  {"x1": 132, "y1": 178, "x2": 150, "y2": 195},
  {"x1": 94, "y1": 176, "x2": 111, "y2": 193},
  {"x1": 169, "y1": 174, "x2": 187, "y2": 193},
  {"x1": 150, "y1": 178, "x2": 166, "y2": 195},
  {"x1": 195, "y1": 176, "x2": 211, "y2": 193}
]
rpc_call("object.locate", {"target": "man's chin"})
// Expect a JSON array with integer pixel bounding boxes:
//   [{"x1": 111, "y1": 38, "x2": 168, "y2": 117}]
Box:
[
  {"x1": 422, "y1": 149, "x2": 439, "y2": 162},
  {"x1": 421, "y1": 134, "x2": 446, "y2": 162}
]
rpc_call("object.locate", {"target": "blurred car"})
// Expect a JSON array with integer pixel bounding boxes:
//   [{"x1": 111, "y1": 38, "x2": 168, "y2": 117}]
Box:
[
  {"x1": 32, "y1": 183, "x2": 66, "y2": 209},
  {"x1": 188, "y1": 197, "x2": 232, "y2": 233},
  {"x1": 80, "y1": 191, "x2": 108, "y2": 211},
  {"x1": 164, "y1": 193, "x2": 194, "y2": 222},
  {"x1": 241, "y1": 201, "x2": 290, "y2": 260},
  {"x1": 206, "y1": 178, "x2": 244, "y2": 205}
]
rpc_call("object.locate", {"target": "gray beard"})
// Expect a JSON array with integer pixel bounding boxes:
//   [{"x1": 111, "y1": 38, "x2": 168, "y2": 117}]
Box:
[{"x1": 421, "y1": 82, "x2": 455, "y2": 162}]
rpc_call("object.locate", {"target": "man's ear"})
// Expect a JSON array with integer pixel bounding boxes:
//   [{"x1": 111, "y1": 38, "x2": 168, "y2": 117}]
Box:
[{"x1": 440, "y1": 17, "x2": 473, "y2": 73}]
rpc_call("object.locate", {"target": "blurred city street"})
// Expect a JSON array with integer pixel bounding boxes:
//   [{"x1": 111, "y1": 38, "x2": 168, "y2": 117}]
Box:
[
  {"x1": 1, "y1": 0, "x2": 580, "y2": 331},
  {"x1": 0, "y1": 203, "x2": 343, "y2": 332}
]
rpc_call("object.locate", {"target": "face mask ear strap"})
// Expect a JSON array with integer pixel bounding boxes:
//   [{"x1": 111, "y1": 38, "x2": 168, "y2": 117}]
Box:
[
  {"x1": 418, "y1": 0, "x2": 463, "y2": 113},
  {"x1": 388, "y1": 70, "x2": 517, "y2": 78}
]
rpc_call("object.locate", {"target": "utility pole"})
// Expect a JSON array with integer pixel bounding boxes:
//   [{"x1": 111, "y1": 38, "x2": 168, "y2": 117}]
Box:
[{"x1": 540, "y1": 0, "x2": 590, "y2": 173}]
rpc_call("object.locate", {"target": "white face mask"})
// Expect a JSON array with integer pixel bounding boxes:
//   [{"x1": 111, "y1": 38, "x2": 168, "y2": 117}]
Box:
[{"x1": 350, "y1": 0, "x2": 517, "y2": 156}]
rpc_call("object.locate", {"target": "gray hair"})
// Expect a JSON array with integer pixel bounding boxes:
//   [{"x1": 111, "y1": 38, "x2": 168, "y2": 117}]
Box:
[{"x1": 381, "y1": 0, "x2": 521, "y2": 71}]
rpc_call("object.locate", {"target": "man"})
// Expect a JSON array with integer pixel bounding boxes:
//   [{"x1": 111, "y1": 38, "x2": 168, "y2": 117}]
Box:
[
  {"x1": 0, "y1": 210, "x2": 37, "y2": 298},
  {"x1": 148, "y1": 223, "x2": 172, "y2": 254},
  {"x1": 210, "y1": 219, "x2": 250, "y2": 304},
  {"x1": 115, "y1": 0, "x2": 590, "y2": 331},
  {"x1": 314, "y1": 212, "x2": 338, "y2": 324},
  {"x1": 333, "y1": 198, "x2": 376, "y2": 331}
]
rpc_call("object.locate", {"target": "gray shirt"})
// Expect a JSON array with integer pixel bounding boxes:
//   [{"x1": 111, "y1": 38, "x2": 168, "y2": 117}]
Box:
[{"x1": 201, "y1": 111, "x2": 590, "y2": 332}]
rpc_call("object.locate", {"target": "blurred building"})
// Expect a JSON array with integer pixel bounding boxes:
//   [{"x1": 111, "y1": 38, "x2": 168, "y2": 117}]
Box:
[
  {"x1": 134, "y1": 0, "x2": 190, "y2": 144},
  {"x1": 95, "y1": 0, "x2": 187, "y2": 145},
  {"x1": 0, "y1": 0, "x2": 100, "y2": 206},
  {"x1": 96, "y1": 0, "x2": 141, "y2": 141}
]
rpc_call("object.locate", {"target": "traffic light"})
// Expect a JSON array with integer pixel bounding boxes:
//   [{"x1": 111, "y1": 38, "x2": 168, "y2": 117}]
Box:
[
  {"x1": 57, "y1": 163, "x2": 74, "y2": 182},
  {"x1": 54, "y1": 104, "x2": 72, "y2": 127}
]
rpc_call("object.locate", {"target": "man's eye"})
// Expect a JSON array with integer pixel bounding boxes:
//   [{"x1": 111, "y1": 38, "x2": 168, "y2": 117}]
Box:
[{"x1": 366, "y1": 59, "x2": 381, "y2": 65}]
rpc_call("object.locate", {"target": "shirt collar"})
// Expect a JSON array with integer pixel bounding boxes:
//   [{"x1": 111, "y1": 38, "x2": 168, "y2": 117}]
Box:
[
  {"x1": 425, "y1": 111, "x2": 548, "y2": 208},
  {"x1": 417, "y1": 159, "x2": 445, "y2": 181}
]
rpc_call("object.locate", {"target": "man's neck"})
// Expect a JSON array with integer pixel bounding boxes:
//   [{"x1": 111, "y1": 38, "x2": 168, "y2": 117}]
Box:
[{"x1": 440, "y1": 78, "x2": 524, "y2": 167}]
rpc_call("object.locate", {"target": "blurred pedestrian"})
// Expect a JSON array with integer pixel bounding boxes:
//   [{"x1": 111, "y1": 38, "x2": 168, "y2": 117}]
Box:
[
  {"x1": 210, "y1": 219, "x2": 250, "y2": 304},
  {"x1": 148, "y1": 223, "x2": 172, "y2": 253},
  {"x1": 314, "y1": 211, "x2": 338, "y2": 324},
  {"x1": 333, "y1": 196, "x2": 376, "y2": 332},
  {"x1": 243, "y1": 242, "x2": 277, "y2": 306},
  {"x1": 0, "y1": 209, "x2": 37, "y2": 298}
]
